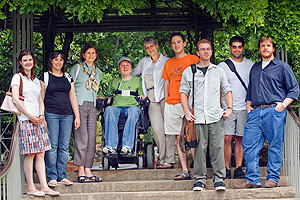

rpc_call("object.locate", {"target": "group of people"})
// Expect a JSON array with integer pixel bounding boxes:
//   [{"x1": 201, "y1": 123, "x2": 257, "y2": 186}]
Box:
[
  {"x1": 11, "y1": 44, "x2": 102, "y2": 197},
  {"x1": 10, "y1": 31, "x2": 299, "y2": 196}
]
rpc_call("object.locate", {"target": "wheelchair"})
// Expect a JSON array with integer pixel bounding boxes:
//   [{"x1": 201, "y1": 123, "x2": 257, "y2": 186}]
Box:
[{"x1": 96, "y1": 96, "x2": 155, "y2": 170}]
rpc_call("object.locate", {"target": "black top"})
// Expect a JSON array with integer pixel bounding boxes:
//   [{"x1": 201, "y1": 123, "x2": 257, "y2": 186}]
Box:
[
  {"x1": 197, "y1": 66, "x2": 208, "y2": 75},
  {"x1": 39, "y1": 73, "x2": 74, "y2": 115}
]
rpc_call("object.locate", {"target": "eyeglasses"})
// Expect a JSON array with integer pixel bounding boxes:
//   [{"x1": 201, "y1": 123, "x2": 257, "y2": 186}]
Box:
[
  {"x1": 198, "y1": 48, "x2": 212, "y2": 52},
  {"x1": 231, "y1": 45, "x2": 243, "y2": 49}
]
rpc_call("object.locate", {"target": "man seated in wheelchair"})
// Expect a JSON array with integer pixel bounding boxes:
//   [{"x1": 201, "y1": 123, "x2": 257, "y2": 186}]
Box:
[{"x1": 103, "y1": 56, "x2": 145, "y2": 155}]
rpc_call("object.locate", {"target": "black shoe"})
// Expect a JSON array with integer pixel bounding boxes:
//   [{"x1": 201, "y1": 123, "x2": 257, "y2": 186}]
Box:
[
  {"x1": 234, "y1": 166, "x2": 246, "y2": 179},
  {"x1": 193, "y1": 181, "x2": 206, "y2": 191},
  {"x1": 214, "y1": 181, "x2": 226, "y2": 191},
  {"x1": 226, "y1": 168, "x2": 231, "y2": 179}
]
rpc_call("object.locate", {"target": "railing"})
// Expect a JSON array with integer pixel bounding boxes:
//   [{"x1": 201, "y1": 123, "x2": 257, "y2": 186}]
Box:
[
  {"x1": 283, "y1": 106, "x2": 300, "y2": 198},
  {"x1": 0, "y1": 113, "x2": 22, "y2": 200}
]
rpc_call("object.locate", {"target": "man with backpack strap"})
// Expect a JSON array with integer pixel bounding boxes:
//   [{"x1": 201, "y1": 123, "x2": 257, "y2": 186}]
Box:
[
  {"x1": 180, "y1": 39, "x2": 233, "y2": 191},
  {"x1": 218, "y1": 36, "x2": 254, "y2": 179}
]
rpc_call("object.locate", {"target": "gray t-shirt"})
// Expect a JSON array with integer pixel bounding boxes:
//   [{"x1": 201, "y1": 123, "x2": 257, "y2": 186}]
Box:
[{"x1": 219, "y1": 58, "x2": 254, "y2": 110}]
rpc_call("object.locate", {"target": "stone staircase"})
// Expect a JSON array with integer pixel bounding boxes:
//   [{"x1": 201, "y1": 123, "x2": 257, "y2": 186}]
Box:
[{"x1": 21, "y1": 167, "x2": 295, "y2": 200}]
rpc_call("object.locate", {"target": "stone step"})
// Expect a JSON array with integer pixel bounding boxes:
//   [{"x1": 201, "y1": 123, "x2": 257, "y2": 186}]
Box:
[
  {"x1": 24, "y1": 176, "x2": 289, "y2": 194},
  {"x1": 21, "y1": 186, "x2": 295, "y2": 200},
  {"x1": 33, "y1": 167, "x2": 283, "y2": 182}
]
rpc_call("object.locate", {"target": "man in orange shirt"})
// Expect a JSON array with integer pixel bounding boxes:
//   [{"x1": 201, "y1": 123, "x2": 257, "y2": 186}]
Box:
[{"x1": 161, "y1": 32, "x2": 198, "y2": 180}]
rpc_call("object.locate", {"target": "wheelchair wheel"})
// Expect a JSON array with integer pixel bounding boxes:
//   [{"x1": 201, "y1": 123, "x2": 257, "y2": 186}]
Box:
[
  {"x1": 137, "y1": 156, "x2": 143, "y2": 169},
  {"x1": 102, "y1": 157, "x2": 110, "y2": 170},
  {"x1": 146, "y1": 143, "x2": 154, "y2": 169}
]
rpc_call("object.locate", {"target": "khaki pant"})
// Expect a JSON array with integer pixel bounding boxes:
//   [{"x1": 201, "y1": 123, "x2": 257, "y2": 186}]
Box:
[
  {"x1": 194, "y1": 119, "x2": 225, "y2": 184},
  {"x1": 74, "y1": 101, "x2": 97, "y2": 168},
  {"x1": 149, "y1": 99, "x2": 166, "y2": 165}
]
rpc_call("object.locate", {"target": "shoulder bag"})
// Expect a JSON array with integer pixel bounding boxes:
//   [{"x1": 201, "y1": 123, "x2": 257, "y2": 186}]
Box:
[
  {"x1": 179, "y1": 64, "x2": 198, "y2": 153},
  {"x1": 1, "y1": 74, "x2": 24, "y2": 114}
]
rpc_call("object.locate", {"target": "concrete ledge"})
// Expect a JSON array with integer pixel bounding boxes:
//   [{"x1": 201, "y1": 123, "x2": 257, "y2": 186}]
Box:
[
  {"x1": 33, "y1": 167, "x2": 283, "y2": 183},
  {"x1": 21, "y1": 186, "x2": 295, "y2": 200},
  {"x1": 24, "y1": 176, "x2": 289, "y2": 194}
]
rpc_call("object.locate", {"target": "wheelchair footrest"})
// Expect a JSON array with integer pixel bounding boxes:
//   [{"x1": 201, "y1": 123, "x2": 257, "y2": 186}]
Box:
[
  {"x1": 104, "y1": 153, "x2": 118, "y2": 159},
  {"x1": 120, "y1": 152, "x2": 135, "y2": 158}
]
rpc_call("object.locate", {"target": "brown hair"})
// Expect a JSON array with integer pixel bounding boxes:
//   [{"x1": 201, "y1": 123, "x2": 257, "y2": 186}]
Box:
[
  {"x1": 80, "y1": 44, "x2": 98, "y2": 62},
  {"x1": 48, "y1": 50, "x2": 66, "y2": 72},
  {"x1": 18, "y1": 49, "x2": 36, "y2": 80},
  {"x1": 258, "y1": 36, "x2": 276, "y2": 49},
  {"x1": 196, "y1": 39, "x2": 212, "y2": 51}
]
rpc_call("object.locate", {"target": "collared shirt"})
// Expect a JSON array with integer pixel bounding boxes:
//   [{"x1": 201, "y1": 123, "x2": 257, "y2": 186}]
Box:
[
  {"x1": 131, "y1": 53, "x2": 169, "y2": 102},
  {"x1": 69, "y1": 63, "x2": 102, "y2": 106},
  {"x1": 246, "y1": 57, "x2": 299, "y2": 106},
  {"x1": 180, "y1": 62, "x2": 232, "y2": 124}
]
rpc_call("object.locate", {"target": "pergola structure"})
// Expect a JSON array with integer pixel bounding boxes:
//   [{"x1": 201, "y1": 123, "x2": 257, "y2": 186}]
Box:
[{"x1": 0, "y1": 7, "x2": 223, "y2": 72}]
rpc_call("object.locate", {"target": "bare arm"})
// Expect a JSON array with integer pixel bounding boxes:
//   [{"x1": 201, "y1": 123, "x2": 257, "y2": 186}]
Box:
[
  {"x1": 223, "y1": 91, "x2": 233, "y2": 120},
  {"x1": 69, "y1": 82, "x2": 80, "y2": 130},
  {"x1": 180, "y1": 92, "x2": 195, "y2": 121},
  {"x1": 164, "y1": 80, "x2": 170, "y2": 102},
  {"x1": 40, "y1": 80, "x2": 45, "y2": 100},
  {"x1": 37, "y1": 92, "x2": 45, "y2": 126}
]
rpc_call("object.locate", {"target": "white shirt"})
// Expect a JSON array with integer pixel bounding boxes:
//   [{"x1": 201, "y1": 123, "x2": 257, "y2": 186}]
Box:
[
  {"x1": 131, "y1": 53, "x2": 169, "y2": 102},
  {"x1": 11, "y1": 73, "x2": 41, "y2": 121},
  {"x1": 219, "y1": 58, "x2": 254, "y2": 110}
]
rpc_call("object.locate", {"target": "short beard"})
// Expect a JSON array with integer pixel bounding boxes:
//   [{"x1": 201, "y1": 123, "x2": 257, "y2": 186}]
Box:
[{"x1": 231, "y1": 53, "x2": 242, "y2": 59}]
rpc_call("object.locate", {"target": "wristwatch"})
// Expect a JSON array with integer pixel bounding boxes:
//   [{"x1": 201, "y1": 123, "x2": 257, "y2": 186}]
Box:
[
  {"x1": 282, "y1": 102, "x2": 287, "y2": 108},
  {"x1": 227, "y1": 107, "x2": 233, "y2": 110}
]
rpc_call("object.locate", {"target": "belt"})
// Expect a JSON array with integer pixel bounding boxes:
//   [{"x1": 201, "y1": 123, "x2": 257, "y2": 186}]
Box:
[
  {"x1": 254, "y1": 103, "x2": 276, "y2": 109},
  {"x1": 147, "y1": 87, "x2": 154, "y2": 91}
]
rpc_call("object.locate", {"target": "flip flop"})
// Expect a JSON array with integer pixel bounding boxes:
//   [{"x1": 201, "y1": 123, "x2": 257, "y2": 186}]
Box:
[
  {"x1": 58, "y1": 178, "x2": 73, "y2": 186},
  {"x1": 48, "y1": 179, "x2": 58, "y2": 187},
  {"x1": 85, "y1": 175, "x2": 103, "y2": 182}
]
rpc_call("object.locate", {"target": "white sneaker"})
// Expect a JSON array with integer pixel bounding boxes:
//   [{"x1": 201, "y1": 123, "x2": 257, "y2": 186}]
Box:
[
  {"x1": 193, "y1": 181, "x2": 206, "y2": 191},
  {"x1": 214, "y1": 181, "x2": 226, "y2": 191}
]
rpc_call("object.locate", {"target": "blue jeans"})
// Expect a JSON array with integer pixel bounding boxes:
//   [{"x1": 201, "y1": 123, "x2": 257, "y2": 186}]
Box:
[
  {"x1": 243, "y1": 106, "x2": 287, "y2": 185},
  {"x1": 45, "y1": 111, "x2": 73, "y2": 181},
  {"x1": 104, "y1": 106, "x2": 141, "y2": 149}
]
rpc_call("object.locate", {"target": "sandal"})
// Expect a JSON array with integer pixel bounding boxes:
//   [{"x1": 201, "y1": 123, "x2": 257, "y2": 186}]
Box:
[
  {"x1": 58, "y1": 178, "x2": 73, "y2": 186},
  {"x1": 77, "y1": 176, "x2": 86, "y2": 183},
  {"x1": 48, "y1": 179, "x2": 58, "y2": 187},
  {"x1": 85, "y1": 175, "x2": 103, "y2": 182},
  {"x1": 174, "y1": 170, "x2": 191, "y2": 180},
  {"x1": 156, "y1": 165, "x2": 173, "y2": 169}
]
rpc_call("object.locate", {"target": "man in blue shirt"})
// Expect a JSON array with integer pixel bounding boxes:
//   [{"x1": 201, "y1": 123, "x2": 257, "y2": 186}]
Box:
[{"x1": 235, "y1": 36, "x2": 299, "y2": 189}]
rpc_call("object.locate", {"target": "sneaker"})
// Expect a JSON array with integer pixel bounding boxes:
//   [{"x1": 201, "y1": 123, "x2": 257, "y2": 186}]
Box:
[
  {"x1": 192, "y1": 181, "x2": 206, "y2": 191},
  {"x1": 121, "y1": 146, "x2": 132, "y2": 154},
  {"x1": 234, "y1": 166, "x2": 246, "y2": 179},
  {"x1": 214, "y1": 181, "x2": 226, "y2": 191},
  {"x1": 226, "y1": 168, "x2": 231, "y2": 179},
  {"x1": 103, "y1": 146, "x2": 116, "y2": 154}
]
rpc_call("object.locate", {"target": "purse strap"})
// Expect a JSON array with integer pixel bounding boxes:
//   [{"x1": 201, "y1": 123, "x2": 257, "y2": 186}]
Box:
[{"x1": 8, "y1": 74, "x2": 23, "y2": 96}]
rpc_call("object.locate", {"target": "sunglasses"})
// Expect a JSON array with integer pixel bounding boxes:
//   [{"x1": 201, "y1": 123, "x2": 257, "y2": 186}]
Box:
[{"x1": 231, "y1": 45, "x2": 243, "y2": 49}]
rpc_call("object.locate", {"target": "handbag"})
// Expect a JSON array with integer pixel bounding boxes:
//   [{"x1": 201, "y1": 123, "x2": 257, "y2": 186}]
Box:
[
  {"x1": 179, "y1": 64, "x2": 198, "y2": 153},
  {"x1": 1, "y1": 74, "x2": 24, "y2": 115}
]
